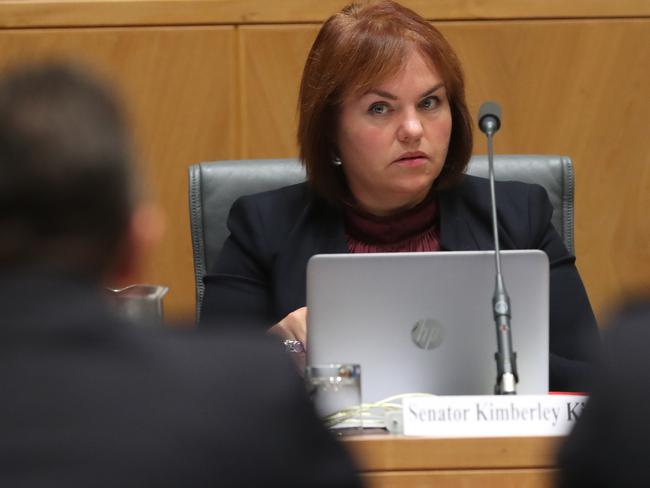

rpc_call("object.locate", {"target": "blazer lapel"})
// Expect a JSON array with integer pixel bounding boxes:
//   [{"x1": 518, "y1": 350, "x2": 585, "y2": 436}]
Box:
[
  {"x1": 438, "y1": 186, "x2": 485, "y2": 251},
  {"x1": 274, "y1": 197, "x2": 347, "y2": 317}
]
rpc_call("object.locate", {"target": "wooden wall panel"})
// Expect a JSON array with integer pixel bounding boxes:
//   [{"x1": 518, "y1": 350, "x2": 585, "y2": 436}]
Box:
[
  {"x1": 1, "y1": 0, "x2": 648, "y2": 28},
  {"x1": 0, "y1": 27, "x2": 237, "y2": 321},
  {"x1": 238, "y1": 25, "x2": 319, "y2": 158},
  {"x1": 438, "y1": 20, "x2": 650, "y2": 315},
  {"x1": 238, "y1": 20, "x2": 650, "y2": 321},
  {"x1": 0, "y1": 3, "x2": 647, "y2": 323}
]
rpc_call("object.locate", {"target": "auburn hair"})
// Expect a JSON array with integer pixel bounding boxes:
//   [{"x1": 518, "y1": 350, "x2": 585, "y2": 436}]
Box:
[{"x1": 297, "y1": 0, "x2": 473, "y2": 206}]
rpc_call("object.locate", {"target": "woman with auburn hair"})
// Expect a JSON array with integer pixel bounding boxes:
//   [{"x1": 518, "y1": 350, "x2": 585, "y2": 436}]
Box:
[{"x1": 202, "y1": 0, "x2": 599, "y2": 391}]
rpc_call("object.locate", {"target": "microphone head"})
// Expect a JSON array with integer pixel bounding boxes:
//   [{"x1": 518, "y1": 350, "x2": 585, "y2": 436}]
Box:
[{"x1": 478, "y1": 101, "x2": 502, "y2": 134}]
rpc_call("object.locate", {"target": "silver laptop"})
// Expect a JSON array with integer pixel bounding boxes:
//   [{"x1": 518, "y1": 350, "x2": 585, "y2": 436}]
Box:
[{"x1": 306, "y1": 250, "x2": 549, "y2": 402}]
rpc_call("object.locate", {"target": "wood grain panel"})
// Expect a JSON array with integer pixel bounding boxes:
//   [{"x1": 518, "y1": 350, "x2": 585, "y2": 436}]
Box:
[
  {"x1": 346, "y1": 435, "x2": 558, "y2": 470},
  {"x1": 239, "y1": 20, "x2": 650, "y2": 321},
  {"x1": 1, "y1": 0, "x2": 649, "y2": 29},
  {"x1": 0, "y1": 27, "x2": 237, "y2": 321},
  {"x1": 1, "y1": 16, "x2": 646, "y2": 323},
  {"x1": 362, "y1": 469, "x2": 555, "y2": 488},
  {"x1": 345, "y1": 436, "x2": 559, "y2": 488},
  {"x1": 437, "y1": 19, "x2": 650, "y2": 316},
  {"x1": 238, "y1": 25, "x2": 319, "y2": 158}
]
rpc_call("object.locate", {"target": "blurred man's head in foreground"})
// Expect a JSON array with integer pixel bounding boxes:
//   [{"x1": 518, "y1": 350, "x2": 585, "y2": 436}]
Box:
[{"x1": 0, "y1": 63, "x2": 157, "y2": 282}]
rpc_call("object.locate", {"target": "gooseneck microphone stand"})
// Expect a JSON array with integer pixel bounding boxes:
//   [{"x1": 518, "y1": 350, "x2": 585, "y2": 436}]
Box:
[{"x1": 478, "y1": 102, "x2": 519, "y2": 395}]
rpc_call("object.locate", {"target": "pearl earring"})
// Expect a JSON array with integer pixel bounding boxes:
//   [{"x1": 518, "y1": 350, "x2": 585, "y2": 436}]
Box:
[{"x1": 332, "y1": 156, "x2": 342, "y2": 166}]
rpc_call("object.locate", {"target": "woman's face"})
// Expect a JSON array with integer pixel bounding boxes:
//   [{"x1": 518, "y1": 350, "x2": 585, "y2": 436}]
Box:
[{"x1": 336, "y1": 48, "x2": 452, "y2": 216}]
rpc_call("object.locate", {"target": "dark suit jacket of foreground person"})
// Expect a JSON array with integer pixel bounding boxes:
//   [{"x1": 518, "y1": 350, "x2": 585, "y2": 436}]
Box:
[
  {"x1": 203, "y1": 175, "x2": 600, "y2": 392},
  {"x1": 557, "y1": 300, "x2": 650, "y2": 488},
  {"x1": 0, "y1": 273, "x2": 361, "y2": 488}
]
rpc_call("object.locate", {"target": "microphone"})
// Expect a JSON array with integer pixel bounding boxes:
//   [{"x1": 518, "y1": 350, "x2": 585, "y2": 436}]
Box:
[
  {"x1": 478, "y1": 102, "x2": 501, "y2": 135},
  {"x1": 477, "y1": 101, "x2": 518, "y2": 395}
]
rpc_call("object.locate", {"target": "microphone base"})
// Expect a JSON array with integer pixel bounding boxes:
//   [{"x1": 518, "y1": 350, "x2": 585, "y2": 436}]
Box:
[{"x1": 495, "y1": 372, "x2": 517, "y2": 395}]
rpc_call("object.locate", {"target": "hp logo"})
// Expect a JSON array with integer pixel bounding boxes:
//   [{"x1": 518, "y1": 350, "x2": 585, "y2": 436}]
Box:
[{"x1": 411, "y1": 318, "x2": 445, "y2": 350}]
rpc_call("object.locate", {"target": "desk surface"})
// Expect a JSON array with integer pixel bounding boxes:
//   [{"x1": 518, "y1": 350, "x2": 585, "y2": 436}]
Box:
[{"x1": 344, "y1": 435, "x2": 561, "y2": 488}]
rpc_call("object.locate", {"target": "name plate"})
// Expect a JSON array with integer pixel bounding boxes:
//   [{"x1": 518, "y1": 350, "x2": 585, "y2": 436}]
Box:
[{"x1": 403, "y1": 394, "x2": 587, "y2": 437}]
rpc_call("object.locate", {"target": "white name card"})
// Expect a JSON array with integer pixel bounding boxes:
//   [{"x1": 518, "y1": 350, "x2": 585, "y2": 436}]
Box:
[{"x1": 403, "y1": 394, "x2": 587, "y2": 438}]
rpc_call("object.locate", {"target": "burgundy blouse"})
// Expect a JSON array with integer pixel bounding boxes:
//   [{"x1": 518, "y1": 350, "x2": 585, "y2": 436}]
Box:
[{"x1": 344, "y1": 197, "x2": 441, "y2": 253}]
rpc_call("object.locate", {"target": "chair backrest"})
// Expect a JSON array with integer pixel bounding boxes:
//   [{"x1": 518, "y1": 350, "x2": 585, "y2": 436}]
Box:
[{"x1": 188, "y1": 155, "x2": 574, "y2": 319}]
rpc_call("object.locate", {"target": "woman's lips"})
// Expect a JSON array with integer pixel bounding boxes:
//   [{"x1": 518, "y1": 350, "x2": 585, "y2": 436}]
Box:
[{"x1": 394, "y1": 156, "x2": 429, "y2": 167}]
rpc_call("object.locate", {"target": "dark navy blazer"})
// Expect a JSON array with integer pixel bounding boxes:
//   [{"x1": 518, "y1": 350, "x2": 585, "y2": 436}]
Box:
[
  {"x1": 203, "y1": 175, "x2": 601, "y2": 391},
  {"x1": 557, "y1": 300, "x2": 650, "y2": 487},
  {"x1": 0, "y1": 273, "x2": 360, "y2": 487}
]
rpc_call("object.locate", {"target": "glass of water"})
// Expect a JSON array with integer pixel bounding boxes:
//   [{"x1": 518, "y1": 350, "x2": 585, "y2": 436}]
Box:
[
  {"x1": 106, "y1": 284, "x2": 168, "y2": 325},
  {"x1": 305, "y1": 364, "x2": 362, "y2": 431}
]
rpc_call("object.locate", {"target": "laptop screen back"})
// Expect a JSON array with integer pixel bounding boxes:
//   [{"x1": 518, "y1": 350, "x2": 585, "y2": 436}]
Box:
[{"x1": 307, "y1": 250, "x2": 549, "y2": 402}]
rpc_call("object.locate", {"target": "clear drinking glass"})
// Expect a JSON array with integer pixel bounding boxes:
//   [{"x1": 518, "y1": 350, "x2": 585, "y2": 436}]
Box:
[
  {"x1": 306, "y1": 364, "x2": 362, "y2": 432},
  {"x1": 106, "y1": 284, "x2": 168, "y2": 325}
]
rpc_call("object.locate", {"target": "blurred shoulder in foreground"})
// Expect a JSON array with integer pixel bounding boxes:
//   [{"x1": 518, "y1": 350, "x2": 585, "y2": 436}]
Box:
[
  {"x1": 557, "y1": 299, "x2": 650, "y2": 488},
  {"x1": 0, "y1": 62, "x2": 361, "y2": 487}
]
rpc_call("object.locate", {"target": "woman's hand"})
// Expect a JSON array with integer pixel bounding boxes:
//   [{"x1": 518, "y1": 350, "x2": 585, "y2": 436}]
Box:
[
  {"x1": 268, "y1": 307, "x2": 308, "y2": 372},
  {"x1": 268, "y1": 306, "x2": 308, "y2": 347}
]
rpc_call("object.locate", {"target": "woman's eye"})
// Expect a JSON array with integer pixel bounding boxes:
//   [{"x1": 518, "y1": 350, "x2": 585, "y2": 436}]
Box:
[
  {"x1": 420, "y1": 96, "x2": 439, "y2": 110},
  {"x1": 368, "y1": 103, "x2": 389, "y2": 115}
]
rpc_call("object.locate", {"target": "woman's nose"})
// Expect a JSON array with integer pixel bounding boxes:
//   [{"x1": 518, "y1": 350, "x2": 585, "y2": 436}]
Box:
[{"x1": 397, "y1": 111, "x2": 424, "y2": 143}]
